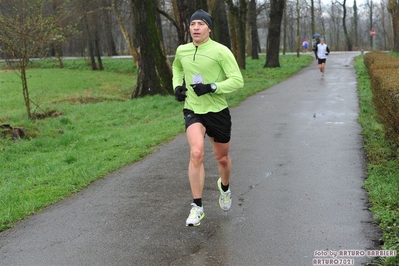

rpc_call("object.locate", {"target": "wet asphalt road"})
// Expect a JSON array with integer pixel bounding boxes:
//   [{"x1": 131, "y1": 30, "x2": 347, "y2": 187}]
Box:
[{"x1": 0, "y1": 52, "x2": 381, "y2": 266}]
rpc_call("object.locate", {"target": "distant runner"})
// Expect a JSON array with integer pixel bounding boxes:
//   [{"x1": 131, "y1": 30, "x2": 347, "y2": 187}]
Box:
[
  {"x1": 315, "y1": 38, "x2": 330, "y2": 78},
  {"x1": 302, "y1": 38, "x2": 309, "y2": 53}
]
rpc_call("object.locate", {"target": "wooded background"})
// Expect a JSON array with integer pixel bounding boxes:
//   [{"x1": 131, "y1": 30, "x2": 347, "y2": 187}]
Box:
[
  {"x1": 0, "y1": 0, "x2": 394, "y2": 58},
  {"x1": 0, "y1": 0, "x2": 397, "y2": 105}
]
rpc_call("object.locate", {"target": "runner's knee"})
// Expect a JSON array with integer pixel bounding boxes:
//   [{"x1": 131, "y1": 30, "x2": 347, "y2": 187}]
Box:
[
  {"x1": 216, "y1": 154, "x2": 230, "y2": 166},
  {"x1": 190, "y1": 148, "x2": 204, "y2": 163}
]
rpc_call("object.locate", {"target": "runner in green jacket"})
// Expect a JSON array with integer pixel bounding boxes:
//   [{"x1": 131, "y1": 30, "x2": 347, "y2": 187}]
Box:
[
  {"x1": 173, "y1": 37, "x2": 244, "y2": 114},
  {"x1": 172, "y1": 9, "x2": 244, "y2": 227}
]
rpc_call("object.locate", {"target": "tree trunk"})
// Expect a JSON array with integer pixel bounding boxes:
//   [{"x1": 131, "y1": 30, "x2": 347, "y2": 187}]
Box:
[
  {"x1": 88, "y1": 40, "x2": 97, "y2": 70},
  {"x1": 380, "y1": 2, "x2": 388, "y2": 50},
  {"x1": 211, "y1": 0, "x2": 231, "y2": 49},
  {"x1": 94, "y1": 27, "x2": 104, "y2": 70},
  {"x1": 55, "y1": 43, "x2": 64, "y2": 68},
  {"x1": 311, "y1": 0, "x2": 315, "y2": 34},
  {"x1": 353, "y1": 0, "x2": 358, "y2": 48},
  {"x1": 265, "y1": 0, "x2": 284, "y2": 68},
  {"x1": 102, "y1": 0, "x2": 118, "y2": 56},
  {"x1": 246, "y1": 6, "x2": 251, "y2": 57},
  {"x1": 283, "y1": 0, "x2": 287, "y2": 55},
  {"x1": 368, "y1": 0, "x2": 373, "y2": 49},
  {"x1": 237, "y1": 0, "x2": 247, "y2": 69},
  {"x1": 83, "y1": 15, "x2": 98, "y2": 70},
  {"x1": 130, "y1": 0, "x2": 173, "y2": 98},
  {"x1": 249, "y1": 0, "x2": 259, "y2": 59},
  {"x1": 228, "y1": 9, "x2": 239, "y2": 59},
  {"x1": 340, "y1": 0, "x2": 353, "y2": 51},
  {"x1": 20, "y1": 63, "x2": 32, "y2": 119},
  {"x1": 388, "y1": 0, "x2": 399, "y2": 52},
  {"x1": 225, "y1": 0, "x2": 248, "y2": 69},
  {"x1": 296, "y1": 0, "x2": 300, "y2": 57}
]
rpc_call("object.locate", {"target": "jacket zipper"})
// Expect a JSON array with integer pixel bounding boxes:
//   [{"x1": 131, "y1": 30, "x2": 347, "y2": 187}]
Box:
[{"x1": 193, "y1": 46, "x2": 198, "y2": 61}]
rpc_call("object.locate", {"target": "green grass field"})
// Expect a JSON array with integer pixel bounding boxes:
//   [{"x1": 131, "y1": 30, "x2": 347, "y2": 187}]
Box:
[{"x1": 0, "y1": 55, "x2": 312, "y2": 231}]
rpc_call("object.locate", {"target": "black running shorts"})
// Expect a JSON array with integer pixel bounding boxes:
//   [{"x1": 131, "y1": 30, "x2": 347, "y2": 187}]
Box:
[
  {"x1": 318, "y1": 58, "x2": 326, "y2": 64},
  {"x1": 183, "y1": 108, "x2": 232, "y2": 143}
]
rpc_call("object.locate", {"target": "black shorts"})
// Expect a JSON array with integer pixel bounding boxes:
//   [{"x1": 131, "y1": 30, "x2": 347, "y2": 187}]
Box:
[
  {"x1": 318, "y1": 58, "x2": 326, "y2": 64},
  {"x1": 183, "y1": 108, "x2": 232, "y2": 143}
]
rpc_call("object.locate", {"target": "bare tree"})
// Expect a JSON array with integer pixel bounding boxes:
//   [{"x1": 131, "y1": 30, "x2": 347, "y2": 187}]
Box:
[
  {"x1": 170, "y1": 0, "x2": 190, "y2": 44},
  {"x1": 0, "y1": 0, "x2": 76, "y2": 119},
  {"x1": 317, "y1": 0, "x2": 325, "y2": 39},
  {"x1": 337, "y1": 0, "x2": 353, "y2": 50},
  {"x1": 74, "y1": 0, "x2": 104, "y2": 70},
  {"x1": 326, "y1": 1, "x2": 341, "y2": 50},
  {"x1": 111, "y1": 0, "x2": 138, "y2": 66},
  {"x1": 84, "y1": 12, "x2": 104, "y2": 70}
]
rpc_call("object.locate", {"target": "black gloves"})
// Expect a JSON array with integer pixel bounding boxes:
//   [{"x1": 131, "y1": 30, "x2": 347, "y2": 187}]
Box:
[
  {"x1": 175, "y1": 83, "x2": 216, "y2": 100},
  {"x1": 190, "y1": 83, "x2": 212, "y2": 96},
  {"x1": 174, "y1": 86, "x2": 187, "y2": 102}
]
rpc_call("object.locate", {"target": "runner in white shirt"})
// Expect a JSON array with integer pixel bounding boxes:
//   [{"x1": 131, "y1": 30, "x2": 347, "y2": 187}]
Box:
[{"x1": 315, "y1": 38, "x2": 330, "y2": 78}]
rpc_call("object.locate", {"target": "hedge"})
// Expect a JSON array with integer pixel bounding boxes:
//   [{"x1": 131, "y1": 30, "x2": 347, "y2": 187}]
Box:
[{"x1": 364, "y1": 52, "x2": 399, "y2": 146}]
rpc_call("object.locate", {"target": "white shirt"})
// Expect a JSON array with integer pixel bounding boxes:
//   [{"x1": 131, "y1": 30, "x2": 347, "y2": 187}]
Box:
[{"x1": 316, "y1": 43, "x2": 329, "y2": 59}]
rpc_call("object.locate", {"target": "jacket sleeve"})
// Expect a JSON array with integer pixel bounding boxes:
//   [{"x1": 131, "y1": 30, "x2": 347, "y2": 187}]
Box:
[
  {"x1": 172, "y1": 47, "x2": 184, "y2": 90},
  {"x1": 214, "y1": 46, "x2": 244, "y2": 94},
  {"x1": 327, "y1": 46, "x2": 330, "y2": 54}
]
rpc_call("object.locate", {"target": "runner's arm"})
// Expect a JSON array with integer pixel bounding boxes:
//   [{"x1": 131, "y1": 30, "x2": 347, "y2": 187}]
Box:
[
  {"x1": 213, "y1": 47, "x2": 244, "y2": 94},
  {"x1": 172, "y1": 52, "x2": 185, "y2": 89}
]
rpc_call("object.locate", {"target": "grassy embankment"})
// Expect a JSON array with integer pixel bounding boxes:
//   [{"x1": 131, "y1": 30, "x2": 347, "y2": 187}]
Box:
[{"x1": 0, "y1": 55, "x2": 312, "y2": 231}]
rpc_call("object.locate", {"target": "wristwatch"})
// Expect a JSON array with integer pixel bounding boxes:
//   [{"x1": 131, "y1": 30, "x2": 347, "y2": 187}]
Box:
[{"x1": 210, "y1": 82, "x2": 217, "y2": 93}]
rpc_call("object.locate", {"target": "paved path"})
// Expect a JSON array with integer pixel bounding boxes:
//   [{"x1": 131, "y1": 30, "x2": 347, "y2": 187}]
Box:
[{"x1": 0, "y1": 52, "x2": 380, "y2": 266}]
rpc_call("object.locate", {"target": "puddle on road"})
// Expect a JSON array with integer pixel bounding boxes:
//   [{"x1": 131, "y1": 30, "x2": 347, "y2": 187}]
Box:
[{"x1": 325, "y1": 122, "x2": 345, "y2": 125}]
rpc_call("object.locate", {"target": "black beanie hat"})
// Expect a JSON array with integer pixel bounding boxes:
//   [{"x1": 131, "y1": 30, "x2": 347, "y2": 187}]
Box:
[{"x1": 190, "y1": 9, "x2": 212, "y2": 29}]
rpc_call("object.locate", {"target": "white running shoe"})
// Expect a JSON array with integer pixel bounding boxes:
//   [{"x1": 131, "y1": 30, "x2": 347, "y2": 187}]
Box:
[
  {"x1": 185, "y1": 203, "x2": 204, "y2": 226},
  {"x1": 217, "y1": 178, "x2": 232, "y2": 211}
]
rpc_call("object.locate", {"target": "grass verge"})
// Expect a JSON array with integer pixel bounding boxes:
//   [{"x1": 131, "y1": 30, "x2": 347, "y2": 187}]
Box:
[
  {"x1": 355, "y1": 55, "x2": 399, "y2": 266},
  {"x1": 0, "y1": 55, "x2": 313, "y2": 231}
]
